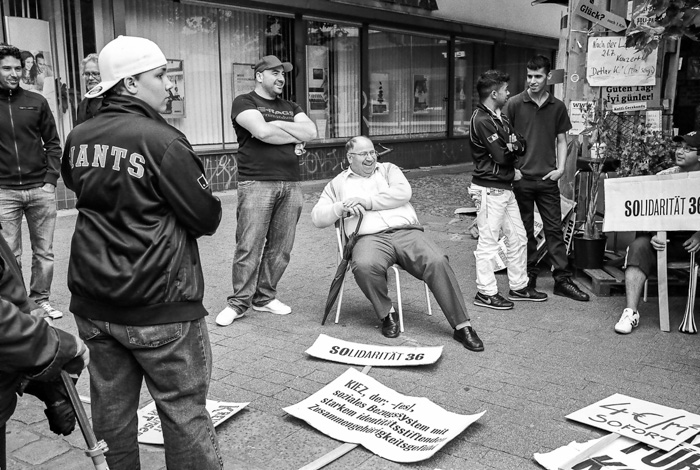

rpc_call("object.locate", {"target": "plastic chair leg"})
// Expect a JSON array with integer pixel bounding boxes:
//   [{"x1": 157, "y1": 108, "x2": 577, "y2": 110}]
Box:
[
  {"x1": 390, "y1": 266, "x2": 404, "y2": 333},
  {"x1": 424, "y1": 283, "x2": 432, "y2": 316}
]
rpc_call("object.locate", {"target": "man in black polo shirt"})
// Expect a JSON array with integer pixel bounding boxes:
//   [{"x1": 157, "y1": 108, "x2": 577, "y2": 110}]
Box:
[{"x1": 504, "y1": 55, "x2": 589, "y2": 302}]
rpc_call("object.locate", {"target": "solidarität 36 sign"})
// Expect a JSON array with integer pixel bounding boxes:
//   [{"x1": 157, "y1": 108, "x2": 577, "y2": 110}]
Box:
[{"x1": 603, "y1": 171, "x2": 700, "y2": 233}]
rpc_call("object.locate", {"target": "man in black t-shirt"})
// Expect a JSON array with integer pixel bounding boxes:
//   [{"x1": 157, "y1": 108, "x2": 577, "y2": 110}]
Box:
[
  {"x1": 216, "y1": 55, "x2": 317, "y2": 326},
  {"x1": 505, "y1": 55, "x2": 589, "y2": 302}
]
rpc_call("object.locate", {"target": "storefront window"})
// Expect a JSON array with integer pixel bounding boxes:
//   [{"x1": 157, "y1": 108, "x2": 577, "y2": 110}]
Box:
[
  {"x1": 367, "y1": 30, "x2": 448, "y2": 137},
  {"x1": 453, "y1": 39, "x2": 494, "y2": 136},
  {"x1": 306, "y1": 20, "x2": 361, "y2": 141},
  {"x1": 124, "y1": 0, "x2": 294, "y2": 149}
]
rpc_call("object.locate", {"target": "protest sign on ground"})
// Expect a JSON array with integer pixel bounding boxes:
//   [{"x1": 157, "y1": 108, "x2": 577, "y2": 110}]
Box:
[
  {"x1": 284, "y1": 367, "x2": 484, "y2": 463},
  {"x1": 137, "y1": 399, "x2": 248, "y2": 445},
  {"x1": 566, "y1": 393, "x2": 700, "y2": 451},
  {"x1": 306, "y1": 334, "x2": 443, "y2": 367},
  {"x1": 534, "y1": 434, "x2": 700, "y2": 470}
]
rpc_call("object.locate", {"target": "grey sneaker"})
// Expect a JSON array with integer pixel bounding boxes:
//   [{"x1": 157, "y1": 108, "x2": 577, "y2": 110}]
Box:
[
  {"x1": 38, "y1": 300, "x2": 63, "y2": 319},
  {"x1": 508, "y1": 287, "x2": 548, "y2": 302},
  {"x1": 474, "y1": 292, "x2": 514, "y2": 310}
]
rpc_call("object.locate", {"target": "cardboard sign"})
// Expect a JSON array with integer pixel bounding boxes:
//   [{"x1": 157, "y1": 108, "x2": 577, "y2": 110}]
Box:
[
  {"x1": 565, "y1": 393, "x2": 700, "y2": 451},
  {"x1": 576, "y1": 0, "x2": 627, "y2": 32},
  {"x1": 612, "y1": 101, "x2": 647, "y2": 113},
  {"x1": 306, "y1": 334, "x2": 443, "y2": 367},
  {"x1": 535, "y1": 434, "x2": 700, "y2": 470},
  {"x1": 569, "y1": 100, "x2": 595, "y2": 135},
  {"x1": 603, "y1": 172, "x2": 700, "y2": 232},
  {"x1": 601, "y1": 84, "x2": 660, "y2": 109},
  {"x1": 284, "y1": 367, "x2": 485, "y2": 463},
  {"x1": 587, "y1": 36, "x2": 657, "y2": 86},
  {"x1": 137, "y1": 399, "x2": 248, "y2": 445}
]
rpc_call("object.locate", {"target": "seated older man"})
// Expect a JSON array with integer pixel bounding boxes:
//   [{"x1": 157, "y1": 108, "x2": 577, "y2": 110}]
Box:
[{"x1": 311, "y1": 136, "x2": 484, "y2": 352}]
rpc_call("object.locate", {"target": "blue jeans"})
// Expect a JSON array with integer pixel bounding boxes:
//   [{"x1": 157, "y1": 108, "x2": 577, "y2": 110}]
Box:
[
  {"x1": 74, "y1": 316, "x2": 223, "y2": 470},
  {"x1": 0, "y1": 187, "x2": 56, "y2": 303},
  {"x1": 228, "y1": 181, "x2": 302, "y2": 312}
]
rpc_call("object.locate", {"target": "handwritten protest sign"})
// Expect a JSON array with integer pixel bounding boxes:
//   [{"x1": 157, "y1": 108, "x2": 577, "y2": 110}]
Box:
[
  {"x1": 306, "y1": 334, "x2": 442, "y2": 367},
  {"x1": 603, "y1": 171, "x2": 700, "y2": 232},
  {"x1": 535, "y1": 434, "x2": 700, "y2": 470},
  {"x1": 284, "y1": 367, "x2": 485, "y2": 463},
  {"x1": 575, "y1": 0, "x2": 627, "y2": 32},
  {"x1": 138, "y1": 399, "x2": 248, "y2": 445},
  {"x1": 565, "y1": 393, "x2": 700, "y2": 451},
  {"x1": 587, "y1": 36, "x2": 657, "y2": 86}
]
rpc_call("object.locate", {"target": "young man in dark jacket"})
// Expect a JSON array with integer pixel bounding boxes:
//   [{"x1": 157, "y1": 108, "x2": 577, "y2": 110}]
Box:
[
  {"x1": 0, "y1": 44, "x2": 63, "y2": 319},
  {"x1": 0, "y1": 231, "x2": 88, "y2": 470},
  {"x1": 61, "y1": 36, "x2": 223, "y2": 470},
  {"x1": 468, "y1": 70, "x2": 547, "y2": 311}
]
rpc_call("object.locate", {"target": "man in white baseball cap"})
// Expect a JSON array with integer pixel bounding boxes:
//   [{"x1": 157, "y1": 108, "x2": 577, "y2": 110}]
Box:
[{"x1": 61, "y1": 36, "x2": 224, "y2": 469}]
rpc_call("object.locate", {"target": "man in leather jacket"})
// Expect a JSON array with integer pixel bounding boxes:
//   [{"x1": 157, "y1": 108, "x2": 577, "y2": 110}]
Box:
[{"x1": 61, "y1": 36, "x2": 223, "y2": 470}]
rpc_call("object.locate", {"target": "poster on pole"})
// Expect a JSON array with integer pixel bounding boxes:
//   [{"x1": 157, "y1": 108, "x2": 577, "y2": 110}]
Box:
[
  {"x1": 137, "y1": 399, "x2": 248, "y2": 445},
  {"x1": 568, "y1": 101, "x2": 594, "y2": 135},
  {"x1": 603, "y1": 171, "x2": 700, "y2": 232},
  {"x1": 284, "y1": 367, "x2": 485, "y2": 463},
  {"x1": 535, "y1": 434, "x2": 700, "y2": 470},
  {"x1": 565, "y1": 393, "x2": 700, "y2": 451},
  {"x1": 306, "y1": 334, "x2": 443, "y2": 367},
  {"x1": 587, "y1": 36, "x2": 657, "y2": 87}
]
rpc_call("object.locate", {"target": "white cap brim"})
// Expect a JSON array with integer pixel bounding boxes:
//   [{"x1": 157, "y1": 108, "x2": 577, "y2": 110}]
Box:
[{"x1": 84, "y1": 79, "x2": 121, "y2": 99}]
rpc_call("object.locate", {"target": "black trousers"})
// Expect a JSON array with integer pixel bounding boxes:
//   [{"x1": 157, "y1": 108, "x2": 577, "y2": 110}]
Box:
[{"x1": 513, "y1": 177, "x2": 572, "y2": 282}]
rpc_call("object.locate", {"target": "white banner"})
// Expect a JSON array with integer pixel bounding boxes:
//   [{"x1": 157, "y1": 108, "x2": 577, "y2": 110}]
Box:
[
  {"x1": 603, "y1": 172, "x2": 700, "y2": 232},
  {"x1": 565, "y1": 393, "x2": 700, "y2": 451},
  {"x1": 587, "y1": 36, "x2": 657, "y2": 86},
  {"x1": 535, "y1": 434, "x2": 700, "y2": 470},
  {"x1": 284, "y1": 367, "x2": 485, "y2": 463},
  {"x1": 137, "y1": 399, "x2": 248, "y2": 445},
  {"x1": 306, "y1": 334, "x2": 442, "y2": 366}
]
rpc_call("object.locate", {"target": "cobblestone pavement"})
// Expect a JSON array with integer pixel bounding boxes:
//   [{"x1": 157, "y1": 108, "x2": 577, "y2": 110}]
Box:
[{"x1": 6, "y1": 163, "x2": 700, "y2": 469}]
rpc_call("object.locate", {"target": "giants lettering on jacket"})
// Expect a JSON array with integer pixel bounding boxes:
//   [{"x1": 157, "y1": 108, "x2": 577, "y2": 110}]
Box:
[{"x1": 67, "y1": 144, "x2": 144, "y2": 178}]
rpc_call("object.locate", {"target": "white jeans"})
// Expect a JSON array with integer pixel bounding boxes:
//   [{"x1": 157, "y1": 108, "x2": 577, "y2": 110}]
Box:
[{"x1": 468, "y1": 183, "x2": 528, "y2": 295}]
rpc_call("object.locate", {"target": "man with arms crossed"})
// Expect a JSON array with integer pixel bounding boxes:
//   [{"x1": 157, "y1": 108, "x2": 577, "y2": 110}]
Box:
[
  {"x1": 62, "y1": 36, "x2": 223, "y2": 469},
  {"x1": 614, "y1": 131, "x2": 700, "y2": 334},
  {"x1": 311, "y1": 136, "x2": 484, "y2": 351},
  {"x1": 469, "y1": 70, "x2": 543, "y2": 311},
  {"x1": 505, "y1": 55, "x2": 589, "y2": 302},
  {"x1": 217, "y1": 55, "x2": 317, "y2": 325}
]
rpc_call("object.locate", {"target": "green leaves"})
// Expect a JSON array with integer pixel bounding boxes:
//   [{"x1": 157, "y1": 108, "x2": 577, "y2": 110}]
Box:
[{"x1": 626, "y1": 0, "x2": 700, "y2": 57}]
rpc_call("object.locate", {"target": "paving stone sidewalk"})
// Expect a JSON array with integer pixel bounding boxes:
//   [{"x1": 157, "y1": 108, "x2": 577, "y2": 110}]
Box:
[{"x1": 5, "y1": 163, "x2": 699, "y2": 469}]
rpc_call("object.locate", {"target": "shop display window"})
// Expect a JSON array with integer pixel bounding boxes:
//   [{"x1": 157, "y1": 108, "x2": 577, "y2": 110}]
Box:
[
  {"x1": 367, "y1": 30, "x2": 448, "y2": 137},
  {"x1": 305, "y1": 20, "x2": 361, "y2": 141}
]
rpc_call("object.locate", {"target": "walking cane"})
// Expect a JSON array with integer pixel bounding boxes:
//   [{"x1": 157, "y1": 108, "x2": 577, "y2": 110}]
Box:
[{"x1": 60, "y1": 371, "x2": 110, "y2": 470}]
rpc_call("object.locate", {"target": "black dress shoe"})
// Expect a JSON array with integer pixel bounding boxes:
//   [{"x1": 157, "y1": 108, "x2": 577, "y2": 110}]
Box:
[
  {"x1": 553, "y1": 279, "x2": 590, "y2": 301},
  {"x1": 381, "y1": 310, "x2": 400, "y2": 338},
  {"x1": 453, "y1": 326, "x2": 484, "y2": 352}
]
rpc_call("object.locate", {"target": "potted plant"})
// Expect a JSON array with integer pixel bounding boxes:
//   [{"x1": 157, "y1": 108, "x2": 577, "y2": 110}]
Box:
[
  {"x1": 573, "y1": 102, "x2": 676, "y2": 269},
  {"x1": 572, "y1": 100, "x2": 616, "y2": 269}
]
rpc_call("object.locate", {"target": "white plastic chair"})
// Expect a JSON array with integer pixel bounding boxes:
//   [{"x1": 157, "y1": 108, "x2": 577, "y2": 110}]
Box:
[{"x1": 334, "y1": 220, "x2": 432, "y2": 333}]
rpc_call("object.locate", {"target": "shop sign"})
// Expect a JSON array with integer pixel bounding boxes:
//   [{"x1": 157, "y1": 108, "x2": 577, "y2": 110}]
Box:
[{"x1": 329, "y1": 0, "x2": 438, "y2": 11}]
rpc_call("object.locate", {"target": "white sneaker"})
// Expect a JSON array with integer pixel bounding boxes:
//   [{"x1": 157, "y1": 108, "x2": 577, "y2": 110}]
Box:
[
  {"x1": 615, "y1": 308, "x2": 640, "y2": 334},
  {"x1": 215, "y1": 306, "x2": 245, "y2": 326},
  {"x1": 252, "y1": 299, "x2": 291, "y2": 315},
  {"x1": 38, "y1": 301, "x2": 63, "y2": 319}
]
